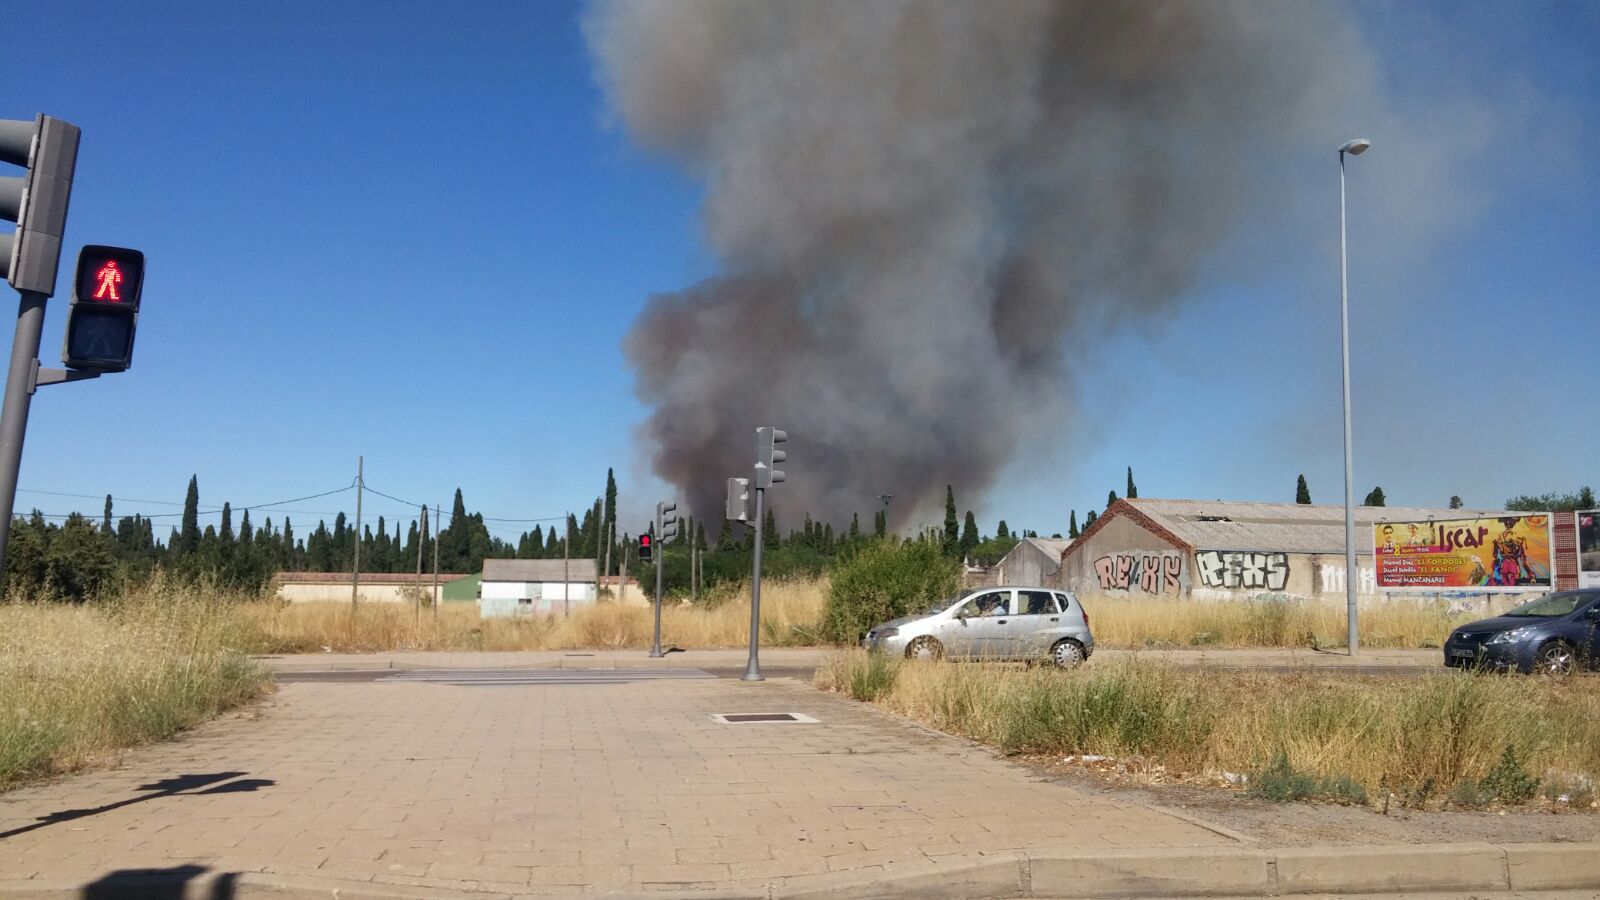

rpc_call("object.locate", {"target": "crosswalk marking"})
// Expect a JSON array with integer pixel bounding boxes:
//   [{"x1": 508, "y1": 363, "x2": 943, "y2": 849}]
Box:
[{"x1": 377, "y1": 668, "x2": 715, "y2": 686}]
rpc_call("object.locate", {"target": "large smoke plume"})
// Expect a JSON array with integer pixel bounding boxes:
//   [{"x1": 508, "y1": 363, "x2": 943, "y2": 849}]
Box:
[{"x1": 586, "y1": 1, "x2": 1373, "y2": 527}]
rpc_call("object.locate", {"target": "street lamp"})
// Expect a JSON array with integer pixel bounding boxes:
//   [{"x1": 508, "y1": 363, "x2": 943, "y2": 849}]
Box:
[{"x1": 1338, "y1": 137, "x2": 1370, "y2": 656}]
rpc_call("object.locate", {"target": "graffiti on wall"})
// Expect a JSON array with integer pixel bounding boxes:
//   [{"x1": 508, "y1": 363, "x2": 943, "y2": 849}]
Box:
[
  {"x1": 1093, "y1": 552, "x2": 1184, "y2": 594},
  {"x1": 1195, "y1": 551, "x2": 1290, "y2": 591},
  {"x1": 1318, "y1": 563, "x2": 1377, "y2": 595}
]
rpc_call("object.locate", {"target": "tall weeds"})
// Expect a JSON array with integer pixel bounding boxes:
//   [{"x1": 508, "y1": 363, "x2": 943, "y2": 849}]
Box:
[
  {"x1": 0, "y1": 574, "x2": 269, "y2": 790},
  {"x1": 819, "y1": 651, "x2": 1600, "y2": 806},
  {"x1": 1086, "y1": 596, "x2": 1461, "y2": 649},
  {"x1": 237, "y1": 577, "x2": 827, "y2": 653}
]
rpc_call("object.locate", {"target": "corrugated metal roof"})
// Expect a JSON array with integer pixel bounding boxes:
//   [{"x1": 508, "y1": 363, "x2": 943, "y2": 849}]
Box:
[
  {"x1": 482, "y1": 558, "x2": 598, "y2": 582},
  {"x1": 1025, "y1": 537, "x2": 1072, "y2": 559},
  {"x1": 1124, "y1": 498, "x2": 1517, "y2": 555}
]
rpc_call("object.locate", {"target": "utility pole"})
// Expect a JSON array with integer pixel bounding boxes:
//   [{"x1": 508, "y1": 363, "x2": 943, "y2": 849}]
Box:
[
  {"x1": 350, "y1": 455, "x2": 364, "y2": 613},
  {"x1": 414, "y1": 505, "x2": 427, "y2": 626},
  {"x1": 563, "y1": 510, "x2": 570, "y2": 618},
  {"x1": 601, "y1": 516, "x2": 613, "y2": 600},
  {"x1": 595, "y1": 514, "x2": 606, "y2": 603},
  {"x1": 1337, "y1": 138, "x2": 1371, "y2": 656},
  {"x1": 619, "y1": 532, "x2": 629, "y2": 606},
  {"x1": 431, "y1": 503, "x2": 441, "y2": 620}
]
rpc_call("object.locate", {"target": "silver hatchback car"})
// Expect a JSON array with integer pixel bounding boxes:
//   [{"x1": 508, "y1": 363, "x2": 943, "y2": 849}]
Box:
[{"x1": 862, "y1": 586, "x2": 1094, "y2": 667}]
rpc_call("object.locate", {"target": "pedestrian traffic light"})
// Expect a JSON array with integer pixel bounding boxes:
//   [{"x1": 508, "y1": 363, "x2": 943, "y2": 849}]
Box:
[
  {"x1": 0, "y1": 115, "x2": 80, "y2": 295},
  {"x1": 658, "y1": 501, "x2": 678, "y2": 541},
  {"x1": 62, "y1": 245, "x2": 143, "y2": 372},
  {"x1": 726, "y1": 477, "x2": 749, "y2": 522},
  {"x1": 638, "y1": 532, "x2": 653, "y2": 562},
  {"x1": 755, "y1": 427, "x2": 787, "y2": 489}
]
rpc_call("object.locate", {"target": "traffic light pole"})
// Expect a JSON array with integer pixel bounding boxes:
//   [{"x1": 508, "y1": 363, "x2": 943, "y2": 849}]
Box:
[
  {"x1": 650, "y1": 516, "x2": 665, "y2": 659},
  {"x1": 742, "y1": 485, "x2": 766, "y2": 682},
  {"x1": 0, "y1": 288, "x2": 50, "y2": 569}
]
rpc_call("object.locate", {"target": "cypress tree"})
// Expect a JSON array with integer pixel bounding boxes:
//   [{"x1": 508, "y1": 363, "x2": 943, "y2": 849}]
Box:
[
  {"x1": 239, "y1": 509, "x2": 253, "y2": 547},
  {"x1": 943, "y1": 486, "x2": 959, "y2": 553},
  {"x1": 220, "y1": 502, "x2": 234, "y2": 543},
  {"x1": 1363, "y1": 486, "x2": 1386, "y2": 507},
  {"x1": 1126, "y1": 467, "x2": 1137, "y2": 499},
  {"x1": 762, "y1": 506, "x2": 779, "y2": 549},
  {"x1": 1296, "y1": 474, "x2": 1311, "y2": 504},
  {"x1": 603, "y1": 467, "x2": 617, "y2": 544},
  {"x1": 822, "y1": 522, "x2": 834, "y2": 552},
  {"x1": 996, "y1": 519, "x2": 1010, "y2": 540},
  {"x1": 1084, "y1": 509, "x2": 1098, "y2": 529},
  {"x1": 850, "y1": 512, "x2": 861, "y2": 541},
  {"x1": 179, "y1": 475, "x2": 201, "y2": 556},
  {"x1": 1449, "y1": 495, "x2": 1463, "y2": 509},
  {"x1": 1069, "y1": 510, "x2": 1079, "y2": 539},
  {"x1": 102, "y1": 495, "x2": 113, "y2": 534},
  {"x1": 959, "y1": 511, "x2": 979, "y2": 559}
]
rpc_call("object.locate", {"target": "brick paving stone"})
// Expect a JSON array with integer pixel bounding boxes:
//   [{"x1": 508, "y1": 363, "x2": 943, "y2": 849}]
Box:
[{"x1": 0, "y1": 664, "x2": 1230, "y2": 893}]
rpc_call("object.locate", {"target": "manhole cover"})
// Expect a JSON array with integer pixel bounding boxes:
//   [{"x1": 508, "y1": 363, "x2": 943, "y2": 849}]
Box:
[{"x1": 709, "y1": 712, "x2": 819, "y2": 724}]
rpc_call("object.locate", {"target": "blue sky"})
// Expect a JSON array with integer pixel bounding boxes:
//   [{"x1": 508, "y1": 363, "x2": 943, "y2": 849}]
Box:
[{"x1": 3, "y1": 0, "x2": 1596, "y2": 543}]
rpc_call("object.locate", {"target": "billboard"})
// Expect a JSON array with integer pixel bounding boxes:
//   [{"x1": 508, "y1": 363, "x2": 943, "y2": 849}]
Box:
[
  {"x1": 1580, "y1": 510, "x2": 1600, "y2": 589},
  {"x1": 1374, "y1": 514, "x2": 1552, "y2": 591}
]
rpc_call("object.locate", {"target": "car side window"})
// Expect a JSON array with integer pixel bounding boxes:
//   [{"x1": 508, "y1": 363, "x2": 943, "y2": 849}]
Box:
[
  {"x1": 955, "y1": 598, "x2": 984, "y2": 618},
  {"x1": 1055, "y1": 592, "x2": 1073, "y2": 611},
  {"x1": 1017, "y1": 590, "x2": 1058, "y2": 615},
  {"x1": 979, "y1": 591, "x2": 1011, "y2": 616}
]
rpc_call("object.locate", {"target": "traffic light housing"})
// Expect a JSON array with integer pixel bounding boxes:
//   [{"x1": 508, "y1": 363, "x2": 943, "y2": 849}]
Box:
[
  {"x1": 726, "y1": 477, "x2": 749, "y2": 522},
  {"x1": 62, "y1": 245, "x2": 144, "y2": 372},
  {"x1": 0, "y1": 115, "x2": 80, "y2": 295},
  {"x1": 755, "y1": 427, "x2": 787, "y2": 489},
  {"x1": 658, "y1": 501, "x2": 678, "y2": 542},
  {"x1": 638, "y1": 531, "x2": 653, "y2": 562}
]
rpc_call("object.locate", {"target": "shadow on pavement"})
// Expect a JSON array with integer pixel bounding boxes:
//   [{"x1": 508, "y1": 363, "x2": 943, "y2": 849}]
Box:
[
  {"x1": 0, "y1": 772, "x2": 272, "y2": 840},
  {"x1": 83, "y1": 864, "x2": 237, "y2": 899}
]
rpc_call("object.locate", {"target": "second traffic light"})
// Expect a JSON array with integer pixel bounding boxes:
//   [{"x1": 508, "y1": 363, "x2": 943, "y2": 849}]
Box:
[
  {"x1": 638, "y1": 532, "x2": 653, "y2": 562},
  {"x1": 62, "y1": 245, "x2": 144, "y2": 372},
  {"x1": 726, "y1": 477, "x2": 749, "y2": 521},
  {"x1": 658, "y1": 501, "x2": 678, "y2": 541},
  {"x1": 755, "y1": 427, "x2": 787, "y2": 489}
]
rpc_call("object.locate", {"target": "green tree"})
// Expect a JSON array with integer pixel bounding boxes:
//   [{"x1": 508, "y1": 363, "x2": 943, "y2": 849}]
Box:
[
  {"x1": 1296, "y1": 474, "x2": 1311, "y2": 504},
  {"x1": 943, "y1": 486, "x2": 959, "y2": 554},
  {"x1": 821, "y1": 538, "x2": 960, "y2": 643},
  {"x1": 1084, "y1": 509, "x2": 1098, "y2": 529},
  {"x1": 1449, "y1": 495, "x2": 1464, "y2": 509},
  {"x1": 1107, "y1": 490, "x2": 1119, "y2": 509},
  {"x1": 850, "y1": 512, "x2": 861, "y2": 541},
  {"x1": 1505, "y1": 486, "x2": 1595, "y2": 512},
  {"x1": 179, "y1": 475, "x2": 201, "y2": 556},
  {"x1": 239, "y1": 509, "x2": 253, "y2": 549},
  {"x1": 1068, "y1": 510, "x2": 1079, "y2": 538},
  {"x1": 996, "y1": 520, "x2": 1010, "y2": 540},
  {"x1": 102, "y1": 494, "x2": 113, "y2": 534},
  {"x1": 220, "y1": 502, "x2": 234, "y2": 543},
  {"x1": 959, "y1": 510, "x2": 979, "y2": 559},
  {"x1": 1126, "y1": 467, "x2": 1137, "y2": 499},
  {"x1": 762, "y1": 506, "x2": 779, "y2": 550},
  {"x1": 1363, "y1": 486, "x2": 1386, "y2": 507}
]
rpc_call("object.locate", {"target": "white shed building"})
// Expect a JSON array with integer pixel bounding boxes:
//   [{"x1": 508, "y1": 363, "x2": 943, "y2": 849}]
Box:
[
  {"x1": 480, "y1": 558, "x2": 598, "y2": 618},
  {"x1": 993, "y1": 537, "x2": 1072, "y2": 587}
]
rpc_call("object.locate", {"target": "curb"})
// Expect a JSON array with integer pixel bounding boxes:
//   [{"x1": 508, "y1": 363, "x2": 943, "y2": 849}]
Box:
[{"x1": 3, "y1": 842, "x2": 1597, "y2": 899}]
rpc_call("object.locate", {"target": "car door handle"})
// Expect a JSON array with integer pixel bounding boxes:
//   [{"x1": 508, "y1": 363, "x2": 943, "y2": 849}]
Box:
[
  {"x1": 1049, "y1": 617, "x2": 1058, "y2": 622},
  {"x1": 996, "y1": 619, "x2": 1007, "y2": 624}
]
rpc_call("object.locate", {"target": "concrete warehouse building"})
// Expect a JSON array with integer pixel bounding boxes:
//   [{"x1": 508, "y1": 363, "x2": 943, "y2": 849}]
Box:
[
  {"x1": 1059, "y1": 498, "x2": 1529, "y2": 605},
  {"x1": 275, "y1": 572, "x2": 469, "y2": 604},
  {"x1": 993, "y1": 537, "x2": 1072, "y2": 586},
  {"x1": 479, "y1": 558, "x2": 599, "y2": 618}
]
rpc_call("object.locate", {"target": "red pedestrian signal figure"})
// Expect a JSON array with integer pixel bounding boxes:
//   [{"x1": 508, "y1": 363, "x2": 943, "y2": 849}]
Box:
[{"x1": 92, "y1": 260, "x2": 122, "y2": 301}]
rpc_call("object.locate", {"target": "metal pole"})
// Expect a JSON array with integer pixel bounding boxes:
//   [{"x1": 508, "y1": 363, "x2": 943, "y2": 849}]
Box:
[
  {"x1": 351, "y1": 455, "x2": 364, "y2": 613},
  {"x1": 620, "y1": 532, "x2": 629, "y2": 608},
  {"x1": 601, "y1": 516, "x2": 612, "y2": 600},
  {"x1": 650, "y1": 507, "x2": 665, "y2": 658},
  {"x1": 0, "y1": 290, "x2": 49, "y2": 571},
  {"x1": 563, "y1": 510, "x2": 570, "y2": 618},
  {"x1": 743, "y1": 486, "x2": 766, "y2": 681},
  {"x1": 431, "y1": 503, "x2": 440, "y2": 620},
  {"x1": 415, "y1": 505, "x2": 427, "y2": 626},
  {"x1": 1339, "y1": 151, "x2": 1359, "y2": 656},
  {"x1": 595, "y1": 514, "x2": 605, "y2": 603}
]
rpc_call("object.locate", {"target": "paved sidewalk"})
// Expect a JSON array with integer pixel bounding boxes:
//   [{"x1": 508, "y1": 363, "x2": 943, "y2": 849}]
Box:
[{"x1": 0, "y1": 671, "x2": 1233, "y2": 896}]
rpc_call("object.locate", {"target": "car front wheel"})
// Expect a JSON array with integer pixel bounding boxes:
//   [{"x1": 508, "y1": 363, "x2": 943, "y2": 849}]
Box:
[
  {"x1": 1533, "y1": 641, "x2": 1575, "y2": 676},
  {"x1": 905, "y1": 636, "x2": 943, "y2": 662},
  {"x1": 1050, "y1": 639, "x2": 1086, "y2": 669}
]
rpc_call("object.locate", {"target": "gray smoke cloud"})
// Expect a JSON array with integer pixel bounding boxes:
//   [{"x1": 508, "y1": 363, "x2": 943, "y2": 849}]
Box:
[{"x1": 585, "y1": 1, "x2": 1383, "y2": 528}]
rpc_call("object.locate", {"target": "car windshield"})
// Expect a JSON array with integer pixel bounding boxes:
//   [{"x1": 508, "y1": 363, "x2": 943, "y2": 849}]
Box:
[
  {"x1": 927, "y1": 588, "x2": 981, "y2": 615},
  {"x1": 1503, "y1": 592, "x2": 1590, "y2": 618}
]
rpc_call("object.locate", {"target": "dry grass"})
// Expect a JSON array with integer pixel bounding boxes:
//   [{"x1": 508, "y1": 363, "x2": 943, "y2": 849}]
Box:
[
  {"x1": 238, "y1": 577, "x2": 828, "y2": 653},
  {"x1": 1085, "y1": 596, "x2": 1464, "y2": 649},
  {"x1": 819, "y1": 651, "x2": 1600, "y2": 809},
  {"x1": 0, "y1": 575, "x2": 269, "y2": 790}
]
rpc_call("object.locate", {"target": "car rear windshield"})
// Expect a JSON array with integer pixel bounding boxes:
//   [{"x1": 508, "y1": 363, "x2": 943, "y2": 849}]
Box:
[{"x1": 1503, "y1": 592, "x2": 1589, "y2": 617}]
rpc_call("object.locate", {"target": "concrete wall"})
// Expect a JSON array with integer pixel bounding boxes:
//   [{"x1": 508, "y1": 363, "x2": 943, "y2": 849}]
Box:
[
  {"x1": 1061, "y1": 515, "x2": 1188, "y2": 598},
  {"x1": 277, "y1": 582, "x2": 434, "y2": 604},
  {"x1": 480, "y1": 582, "x2": 600, "y2": 618},
  {"x1": 994, "y1": 541, "x2": 1061, "y2": 587}
]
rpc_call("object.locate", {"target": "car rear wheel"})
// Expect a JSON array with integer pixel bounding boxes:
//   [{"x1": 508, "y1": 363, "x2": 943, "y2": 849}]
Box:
[
  {"x1": 1534, "y1": 641, "x2": 1575, "y2": 676},
  {"x1": 1050, "y1": 639, "x2": 1086, "y2": 669},
  {"x1": 905, "y1": 636, "x2": 943, "y2": 662}
]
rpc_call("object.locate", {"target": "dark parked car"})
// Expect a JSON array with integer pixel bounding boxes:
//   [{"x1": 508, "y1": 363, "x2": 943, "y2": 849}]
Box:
[{"x1": 1443, "y1": 589, "x2": 1600, "y2": 674}]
